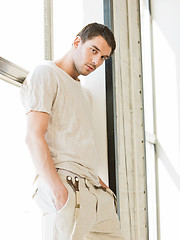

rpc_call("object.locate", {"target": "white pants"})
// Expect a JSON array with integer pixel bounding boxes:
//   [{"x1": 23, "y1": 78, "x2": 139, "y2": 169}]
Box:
[{"x1": 34, "y1": 172, "x2": 124, "y2": 240}]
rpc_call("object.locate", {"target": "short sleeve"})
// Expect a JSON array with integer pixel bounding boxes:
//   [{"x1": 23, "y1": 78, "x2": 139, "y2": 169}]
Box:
[{"x1": 20, "y1": 64, "x2": 58, "y2": 115}]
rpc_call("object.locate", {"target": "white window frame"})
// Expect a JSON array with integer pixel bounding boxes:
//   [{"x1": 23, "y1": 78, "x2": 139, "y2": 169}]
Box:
[
  {"x1": 139, "y1": 0, "x2": 159, "y2": 239},
  {"x1": 0, "y1": 0, "x2": 53, "y2": 87}
]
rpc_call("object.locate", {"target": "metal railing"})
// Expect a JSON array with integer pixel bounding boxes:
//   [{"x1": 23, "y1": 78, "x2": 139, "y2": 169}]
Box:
[{"x1": 0, "y1": 57, "x2": 28, "y2": 87}]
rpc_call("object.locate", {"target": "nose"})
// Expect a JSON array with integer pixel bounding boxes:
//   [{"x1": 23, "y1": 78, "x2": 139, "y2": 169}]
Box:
[{"x1": 92, "y1": 56, "x2": 103, "y2": 67}]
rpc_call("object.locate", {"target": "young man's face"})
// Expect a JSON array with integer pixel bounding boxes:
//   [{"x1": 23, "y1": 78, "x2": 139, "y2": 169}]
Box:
[{"x1": 73, "y1": 35, "x2": 112, "y2": 76}]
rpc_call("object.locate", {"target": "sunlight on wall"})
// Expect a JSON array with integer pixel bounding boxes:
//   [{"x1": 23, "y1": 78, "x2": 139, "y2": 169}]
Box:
[
  {"x1": 153, "y1": 21, "x2": 180, "y2": 170},
  {"x1": 140, "y1": 1, "x2": 180, "y2": 239},
  {"x1": 152, "y1": 7, "x2": 180, "y2": 239}
]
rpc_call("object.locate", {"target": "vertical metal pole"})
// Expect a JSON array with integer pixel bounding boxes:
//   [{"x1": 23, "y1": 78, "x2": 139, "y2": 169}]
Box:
[
  {"x1": 103, "y1": 0, "x2": 119, "y2": 205},
  {"x1": 44, "y1": 0, "x2": 54, "y2": 60}
]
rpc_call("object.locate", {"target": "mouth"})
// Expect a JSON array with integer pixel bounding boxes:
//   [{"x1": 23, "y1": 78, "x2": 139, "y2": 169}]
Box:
[{"x1": 86, "y1": 64, "x2": 95, "y2": 72}]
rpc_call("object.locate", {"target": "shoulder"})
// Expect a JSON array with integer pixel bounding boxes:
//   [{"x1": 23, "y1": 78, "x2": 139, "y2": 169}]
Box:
[
  {"x1": 23, "y1": 61, "x2": 58, "y2": 87},
  {"x1": 20, "y1": 61, "x2": 60, "y2": 100},
  {"x1": 29, "y1": 61, "x2": 55, "y2": 78}
]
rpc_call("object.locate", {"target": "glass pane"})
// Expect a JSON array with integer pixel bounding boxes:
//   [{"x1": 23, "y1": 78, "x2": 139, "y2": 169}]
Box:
[
  {"x1": 0, "y1": 0, "x2": 44, "y2": 238},
  {"x1": 53, "y1": 0, "x2": 84, "y2": 59},
  {"x1": 0, "y1": 80, "x2": 42, "y2": 240},
  {"x1": 0, "y1": 0, "x2": 44, "y2": 70}
]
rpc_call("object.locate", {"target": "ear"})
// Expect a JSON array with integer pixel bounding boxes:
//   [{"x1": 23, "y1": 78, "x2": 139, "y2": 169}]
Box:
[{"x1": 73, "y1": 36, "x2": 81, "y2": 48}]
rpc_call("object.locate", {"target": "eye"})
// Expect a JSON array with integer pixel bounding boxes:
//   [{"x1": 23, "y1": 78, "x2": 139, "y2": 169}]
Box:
[
  {"x1": 101, "y1": 56, "x2": 108, "y2": 61},
  {"x1": 91, "y1": 48, "x2": 97, "y2": 54}
]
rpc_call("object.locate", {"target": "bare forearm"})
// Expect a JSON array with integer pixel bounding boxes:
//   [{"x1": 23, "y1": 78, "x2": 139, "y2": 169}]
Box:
[
  {"x1": 26, "y1": 134, "x2": 64, "y2": 194},
  {"x1": 25, "y1": 111, "x2": 68, "y2": 211}
]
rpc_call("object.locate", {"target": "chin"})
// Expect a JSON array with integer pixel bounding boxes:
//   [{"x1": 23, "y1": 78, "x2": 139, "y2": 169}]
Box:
[
  {"x1": 82, "y1": 72, "x2": 91, "y2": 76},
  {"x1": 80, "y1": 70, "x2": 91, "y2": 76}
]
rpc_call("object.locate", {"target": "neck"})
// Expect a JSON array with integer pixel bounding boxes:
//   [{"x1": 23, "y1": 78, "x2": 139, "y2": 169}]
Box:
[{"x1": 54, "y1": 50, "x2": 80, "y2": 81}]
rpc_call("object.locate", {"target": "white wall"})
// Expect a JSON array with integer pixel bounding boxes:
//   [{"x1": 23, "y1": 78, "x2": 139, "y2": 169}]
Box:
[
  {"x1": 53, "y1": 0, "x2": 108, "y2": 184},
  {"x1": 81, "y1": 0, "x2": 108, "y2": 184},
  {"x1": 151, "y1": 0, "x2": 180, "y2": 239}
]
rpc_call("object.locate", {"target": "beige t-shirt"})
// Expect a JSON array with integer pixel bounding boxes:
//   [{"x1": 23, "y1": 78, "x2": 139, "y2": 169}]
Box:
[{"x1": 20, "y1": 61, "x2": 100, "y2": 185}]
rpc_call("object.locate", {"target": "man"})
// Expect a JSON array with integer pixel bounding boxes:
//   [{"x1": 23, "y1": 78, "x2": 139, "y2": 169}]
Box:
[{"x1": 21, "y1": 23, "x2": 124, "y2": 240}]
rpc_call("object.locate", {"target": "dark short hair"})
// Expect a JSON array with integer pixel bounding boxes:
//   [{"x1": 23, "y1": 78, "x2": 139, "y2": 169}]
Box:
[{"x1": 76, "y1": 22, "x2": 116, "y2": 56}]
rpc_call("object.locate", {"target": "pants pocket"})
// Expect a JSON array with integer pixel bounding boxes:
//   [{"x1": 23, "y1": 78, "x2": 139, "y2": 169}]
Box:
[{"x1": 56, "y1": 192, "x2": 70, "y2": 213}]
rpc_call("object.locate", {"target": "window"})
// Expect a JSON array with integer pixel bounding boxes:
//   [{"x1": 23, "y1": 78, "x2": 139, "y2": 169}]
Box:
[
  {"x1": 0, "y1": 1, "x2": 105, "y2": 239},
  {"x1": 0, "y1": 1, "x2": 44, "y2": 239}
]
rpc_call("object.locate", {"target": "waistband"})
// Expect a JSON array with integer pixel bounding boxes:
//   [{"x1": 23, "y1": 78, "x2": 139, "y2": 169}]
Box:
[
  {"x1": 56, "y1": 168, "x2": 85, "y2": 179},
  {"x1": 56, "y1": 168, "x2": 102, "y2": 188}
]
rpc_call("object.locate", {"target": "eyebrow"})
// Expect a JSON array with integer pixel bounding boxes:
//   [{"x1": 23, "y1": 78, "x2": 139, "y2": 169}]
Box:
[{"x1": 92, "y1": 45, "x2": 110, "y2": 59}]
